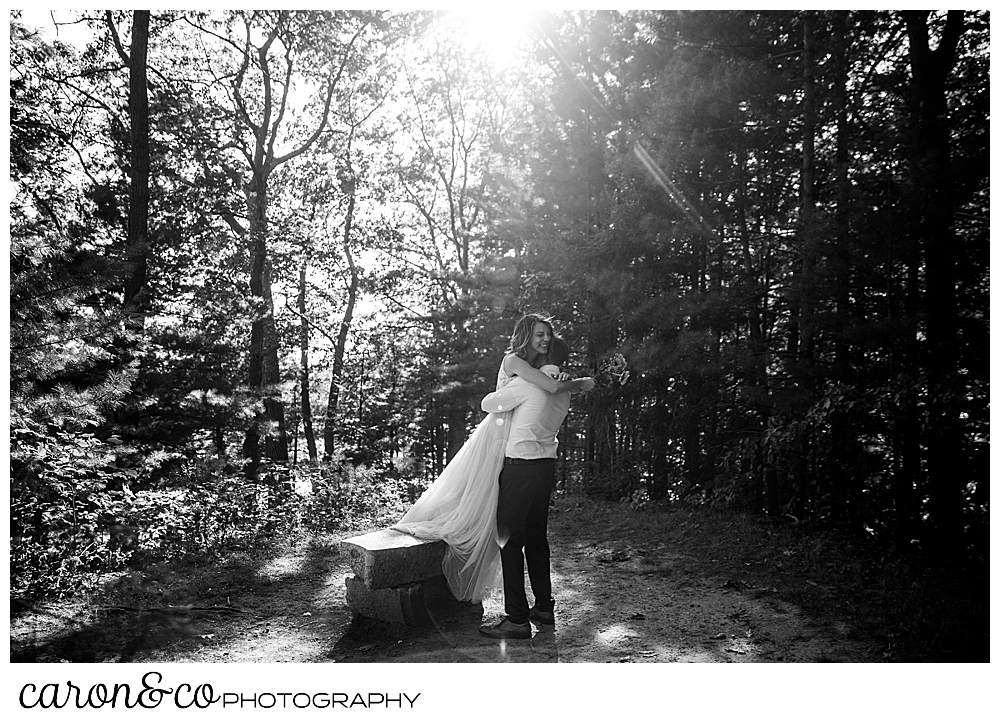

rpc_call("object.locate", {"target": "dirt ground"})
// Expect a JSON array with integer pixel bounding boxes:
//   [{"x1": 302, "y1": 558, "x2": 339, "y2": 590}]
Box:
[{"x1": 10, "y1": 498, "x2": 883, "y2": 664}]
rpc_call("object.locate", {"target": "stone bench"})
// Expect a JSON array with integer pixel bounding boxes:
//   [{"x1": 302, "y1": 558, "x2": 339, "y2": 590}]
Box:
[{"x1": 340, "y1": 528, "x2": 470, "y2": 626}]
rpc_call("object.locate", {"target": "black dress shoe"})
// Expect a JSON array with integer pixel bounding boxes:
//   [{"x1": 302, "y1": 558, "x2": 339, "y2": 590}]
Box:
[
  {"x1": 529, "y1": 606, "x2": 555, "y2": 625},
  {"x1": 479, "y1": 617, "x2": 532, "y2": 639}
]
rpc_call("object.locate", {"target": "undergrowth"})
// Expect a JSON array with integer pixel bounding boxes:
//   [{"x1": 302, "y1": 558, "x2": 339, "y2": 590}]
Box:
[{"x1": 10, "y1": 452, "x2": 413, "y2": 603}]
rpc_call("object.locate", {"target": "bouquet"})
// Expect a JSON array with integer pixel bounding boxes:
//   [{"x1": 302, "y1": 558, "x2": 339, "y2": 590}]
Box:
[{"x1": 595, "y1": 353, "x2": 630, "y2": 389}]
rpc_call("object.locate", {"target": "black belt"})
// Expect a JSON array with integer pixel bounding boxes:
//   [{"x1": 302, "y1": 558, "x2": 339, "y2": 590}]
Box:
[{"x1": 504, "y1": 457, "x2": 554, "y2": 465}]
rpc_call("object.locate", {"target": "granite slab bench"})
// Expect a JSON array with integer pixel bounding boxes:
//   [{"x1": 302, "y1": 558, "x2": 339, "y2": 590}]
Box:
[{"x1": 340, "y1": 528, "x2": 474, "y2": 626}]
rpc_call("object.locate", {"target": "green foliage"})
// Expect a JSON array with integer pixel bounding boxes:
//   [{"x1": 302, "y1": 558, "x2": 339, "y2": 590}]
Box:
[
  {"x1": 11, "y1": 429, "x2": 138, "y2": 598},
  {"x1": 10, "y1": 22, "x2": 136, "y2": 433},
  {"x1": 11, "y1": 442, "x2": 414, "y2": 601},
  {"x1": 300, "y1": 462, "x2": 412, "y2": 532}
]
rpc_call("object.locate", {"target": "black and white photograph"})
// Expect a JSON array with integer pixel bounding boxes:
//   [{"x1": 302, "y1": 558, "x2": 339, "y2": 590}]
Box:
[{"x1": 7, "y1": 6, "x2": 990, "y2": 719}]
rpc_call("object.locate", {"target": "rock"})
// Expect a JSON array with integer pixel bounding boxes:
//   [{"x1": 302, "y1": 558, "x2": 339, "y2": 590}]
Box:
[
  {"x1": 340, "y1": 528, "x2": 447, "y2": 590},
  {"x1": 340, "y1": 528, "x2": 475, "y2": 627}
]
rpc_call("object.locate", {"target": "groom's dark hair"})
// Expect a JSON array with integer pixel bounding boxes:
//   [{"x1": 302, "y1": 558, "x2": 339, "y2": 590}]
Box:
[{"x1": 548, "y1": 336, "x2": 570, "y2": 367}]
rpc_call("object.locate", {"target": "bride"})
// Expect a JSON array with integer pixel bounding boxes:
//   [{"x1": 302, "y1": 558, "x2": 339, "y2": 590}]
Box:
[{"x1": 392, "y1": 314, "x2": 589, "y2": 603}]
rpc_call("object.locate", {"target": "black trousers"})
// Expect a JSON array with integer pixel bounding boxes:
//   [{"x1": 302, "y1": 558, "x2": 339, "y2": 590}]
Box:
[{"x1": 495, "y1": 458, "x2": 556, "y2": 624}]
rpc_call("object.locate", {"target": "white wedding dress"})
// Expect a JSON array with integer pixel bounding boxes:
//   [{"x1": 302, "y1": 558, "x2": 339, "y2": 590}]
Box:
[{"x1": 391, "y1": 363, "x2": 516, "y2": 603}]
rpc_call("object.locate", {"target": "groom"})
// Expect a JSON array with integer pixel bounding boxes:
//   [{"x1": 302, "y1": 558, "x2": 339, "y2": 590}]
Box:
[{"x1": 477, "y1": 337, "x2": 594, "y2": 639}]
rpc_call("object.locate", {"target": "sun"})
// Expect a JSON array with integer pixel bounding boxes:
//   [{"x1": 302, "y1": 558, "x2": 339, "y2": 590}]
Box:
[{"x1": 446, "y1": 8, "x2": 535, "y2": 68}]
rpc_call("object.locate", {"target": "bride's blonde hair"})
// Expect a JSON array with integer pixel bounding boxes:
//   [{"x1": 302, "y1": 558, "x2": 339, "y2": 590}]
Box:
[{"x1": 506, "y1": 313, "x2": 554, "y2": 361}]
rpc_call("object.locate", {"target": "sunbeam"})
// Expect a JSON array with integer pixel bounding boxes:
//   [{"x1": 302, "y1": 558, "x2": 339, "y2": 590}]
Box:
[{"x1": 532, "y1": 12, "x2": 716, "y2": 238}]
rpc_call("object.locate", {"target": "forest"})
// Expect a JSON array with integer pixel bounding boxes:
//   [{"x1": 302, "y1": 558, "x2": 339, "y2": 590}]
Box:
[{"x1": 9, "y1": 9, "x2": 989, "y2": 608}]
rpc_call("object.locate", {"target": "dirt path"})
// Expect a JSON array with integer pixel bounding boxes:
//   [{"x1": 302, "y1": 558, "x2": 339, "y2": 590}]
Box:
[
  {"x1": 10, "y1": 501, "x2": 878, "y2": 664},
  {"x1": 337, "y1": 538, "x2": 871, "y2": 664}
]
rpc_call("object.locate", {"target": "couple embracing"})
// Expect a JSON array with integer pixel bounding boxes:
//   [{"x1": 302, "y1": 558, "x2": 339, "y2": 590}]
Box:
[{"x1": 393, "y1": 313, "x2": 595, "y2": 640}]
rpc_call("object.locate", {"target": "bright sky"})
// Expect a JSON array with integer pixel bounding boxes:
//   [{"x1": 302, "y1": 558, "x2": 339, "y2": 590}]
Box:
[
  {"x1": 13, "y1": 8, "x2": 540, "y2": 57},
  {"x1": 13, "y1": 9, "x2": 94, "y2": 48}
]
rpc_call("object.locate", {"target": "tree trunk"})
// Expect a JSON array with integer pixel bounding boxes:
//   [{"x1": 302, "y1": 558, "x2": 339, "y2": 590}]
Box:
[
  {"x1": 109, "y1": 10, "x2": 150, "y2": 434},
  {"x1": 892, "y1": 393, "x2": 920, "y2": 548},
  {"x1": 298, "y1": 251, "x2": 318, "y2": 462},
  {"x1": 827, "y1": 10, "x2": 857, "y2": 528},
  {"x1": 124, "y1": 10, "x2": 150, "y2": 329},
  {"x1": 831, "y1": 10, "x2": 852, "y2": 382},
  {"x1": 797, "y1": 10, "x2": 817, "y2": 375},
  {"x1": 737, "y1": 141, "x2": 772, "y2": 512},
  {"x1": 323, "y1": 182, "x2": 360, "y2": 460},
  {"x1": 903, "y1": 10, "x2": 966, "y2": 556},
  {"x1": 681, "y1": 380, "x2": 703, "y2": 494},
  {"x1": 891, "y1": 233, "x2": 924, "y2": 547},
  {"x1": 243, "y1": 173, "x2": 289, "y2": 473}
]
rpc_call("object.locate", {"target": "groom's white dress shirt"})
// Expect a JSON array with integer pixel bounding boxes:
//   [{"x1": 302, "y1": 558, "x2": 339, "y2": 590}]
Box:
[{"x1": 481, "y1": 377, "x2": 570, "y2": 460}]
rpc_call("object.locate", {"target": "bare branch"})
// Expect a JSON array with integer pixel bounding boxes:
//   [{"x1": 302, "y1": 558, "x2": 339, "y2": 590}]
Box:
[
  {"x1": 272, "y1": 19, "x2": 370, "y2": 168},
  {"x1": 266, "y1": 26, "x2": 295, "y2": 166},
  {"x1": 40, "y1": 72, "x2": 127, "y2": 138},
  {"x1": 104, "y1": 11, "x2": 131, "y2": 65},
  {"x1": 219, "y1": 211, "x2": 247, "y2": 237},
  {"x1": 232, "y1": 16, "x2": 263, "y2": 145},
  {"x1": 282, "y1": 298, "x2": 339, "y2": 346},
  {"x1": 254, "y1": 14, "x2": 284, "y2": 171}
]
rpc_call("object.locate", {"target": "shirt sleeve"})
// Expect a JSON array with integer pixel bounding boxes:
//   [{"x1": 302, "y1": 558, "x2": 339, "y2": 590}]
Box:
[{"x1": 481, "y1": 381, "x2": 527, "y2": 414}]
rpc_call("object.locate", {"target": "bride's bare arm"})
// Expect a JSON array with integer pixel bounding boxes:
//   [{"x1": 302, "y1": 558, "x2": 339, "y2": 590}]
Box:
[{"x1": 503, "y1": 354, "x2": 594, "y2": 394}]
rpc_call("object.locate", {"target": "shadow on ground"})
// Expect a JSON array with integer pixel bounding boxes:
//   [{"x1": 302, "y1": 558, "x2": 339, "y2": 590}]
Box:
[
  {"x1": 330, "y1": 602, "x2": 560, "y2": 664},
  {"x1": 9, "y1": 539, "x2": 347, "y2": 663}
]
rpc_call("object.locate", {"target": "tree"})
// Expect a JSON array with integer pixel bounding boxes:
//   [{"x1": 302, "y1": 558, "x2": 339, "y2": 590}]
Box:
[
  {"x1": 902, "y1": 10, "x2": 967, "y2": 555},
  {"x1": 104, "y1": 11, "x2": 151, "y2": 335},
  {"x1": 185, "y1": 10, "x2": 379, "y2": 474},
  {"x1": 9, "y1": 18, "x2": 137, "y2": 432},
  {"x1": 321, "y1": 144, "x2": 362, "y2": 460}
]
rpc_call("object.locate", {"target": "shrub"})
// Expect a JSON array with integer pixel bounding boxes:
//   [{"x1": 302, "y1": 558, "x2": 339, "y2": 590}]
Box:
[
  {"x1": 10, "y1": 431, "x2": 303, "y2": 600},
  {"x1": 10, "y1": 428, "x2": 418, "y2": 602},
  {"x1": 11, "y1": 427, "x2": 137, "y2": 598},
  {"x1": 300, "y1": 463, "x2": 410, "y2": 532}
]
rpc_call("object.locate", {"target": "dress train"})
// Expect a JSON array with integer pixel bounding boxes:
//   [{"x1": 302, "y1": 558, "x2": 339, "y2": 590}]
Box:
[{"x1": 391, "y1": 370, "x2": 513, "y2": 603}]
